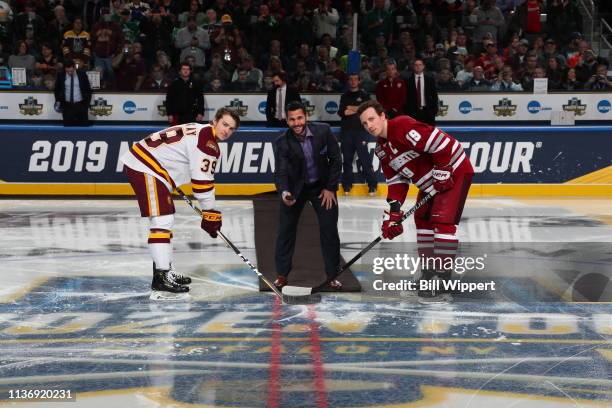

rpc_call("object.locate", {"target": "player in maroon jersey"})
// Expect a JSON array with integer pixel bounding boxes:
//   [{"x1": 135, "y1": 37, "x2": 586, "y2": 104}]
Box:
[{"x1": 357, "y1": 100, "x2": 474, "y2": 302}]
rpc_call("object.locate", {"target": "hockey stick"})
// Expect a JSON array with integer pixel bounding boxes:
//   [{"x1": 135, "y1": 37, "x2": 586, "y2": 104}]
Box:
[
  {"x1": 174, "y1": 187, "x2": 306, "y2": 302},
  {"x1": 282, "y1": 192, "x2": 435, "y2": 303}
]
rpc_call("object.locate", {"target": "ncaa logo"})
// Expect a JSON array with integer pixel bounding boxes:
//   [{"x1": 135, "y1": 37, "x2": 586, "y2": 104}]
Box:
[
  {"x1": 123, "y1": 101, "x2": 137, "y2": 114},
  {"x1": 258, "y1": 101, "x2": 266, "y2": 114},
  {"x1": 597, "y1": 100, "x2": 611, "y2": 114},
  {"x1": 459, "y1": 101, "x2": 472, "y2": 114},
  {"x1": 325, "y1": 101, "x2": 339, "y2": 115},
  {"x1": 527, "y1": 100, "x2": 541, "y2": 114}
]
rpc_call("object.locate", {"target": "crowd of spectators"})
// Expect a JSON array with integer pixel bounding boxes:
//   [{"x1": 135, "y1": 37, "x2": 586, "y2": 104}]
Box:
[{"x1": 0, "y1": 0, "x2": 610, "y2": 92}]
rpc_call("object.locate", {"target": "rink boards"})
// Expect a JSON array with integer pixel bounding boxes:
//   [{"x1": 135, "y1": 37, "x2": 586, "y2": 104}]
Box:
[{"x1": 0, "y1": 125, "x2": 610, "y2": 196}]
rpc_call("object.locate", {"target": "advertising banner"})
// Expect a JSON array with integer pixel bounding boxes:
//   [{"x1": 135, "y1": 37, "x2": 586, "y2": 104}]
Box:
[{"x1": 0, "y1": 92, "x2": 609, "y2": 122}]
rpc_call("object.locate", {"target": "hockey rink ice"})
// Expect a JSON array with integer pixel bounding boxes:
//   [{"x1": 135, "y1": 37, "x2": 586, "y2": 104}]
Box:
[{"x1": 0, "y1": 197, "x2": 610, "y2": 407}]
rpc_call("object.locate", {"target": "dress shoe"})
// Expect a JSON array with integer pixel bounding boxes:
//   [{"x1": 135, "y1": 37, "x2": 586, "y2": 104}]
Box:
[
  {"x1": 329, "y1": 279, "x2": 343, "y2": 290},
  {"x1": 273, "y1": 276, "x2": 288, "y2": 289}
]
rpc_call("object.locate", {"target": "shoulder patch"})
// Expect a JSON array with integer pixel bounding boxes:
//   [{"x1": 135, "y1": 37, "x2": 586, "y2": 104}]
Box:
[{"x1": 197, "y1": 126, "x2": 220, "y2": 157}]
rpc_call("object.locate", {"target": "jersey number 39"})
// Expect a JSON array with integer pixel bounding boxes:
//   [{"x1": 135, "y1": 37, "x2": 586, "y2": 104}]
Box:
[{"x1": 201, "y1": 159, "x2": 217, "y2": 174}]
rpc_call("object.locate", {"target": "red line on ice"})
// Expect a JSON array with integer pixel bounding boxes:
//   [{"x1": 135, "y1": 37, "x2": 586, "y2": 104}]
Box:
[
  {"x1": 266, "y1": 296, "x2": 283, "y2": 408},
  {"x1": 308, "y1": 304, "x2": 328, "y2": 408}
]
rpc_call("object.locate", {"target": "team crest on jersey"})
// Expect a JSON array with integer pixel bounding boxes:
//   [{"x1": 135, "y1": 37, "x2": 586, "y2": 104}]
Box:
[
  {"x1": 374, "y1": 144, "x2": 386, "y2": 159},
  {"x1": 206, "y1": 139, "x2": 219, "y2": 152},
  {"x1": 437, "y1": 99, "x2": 449, "y2": 117},
  {"x1": 226, "y1": 98, "x2": 248, "y2": 116},
  {"x1": 493, "y1": 98, "x2": 517, "y2": 117},
  {"x1": 562, "y1": 97, "x2": 587, "y2": 116},
  {"x1": 18, "y1": 97, "x2": 43, "y2": 115},
  {"x1": 89, "y1": 97, "x2": 113, "y2": 116}
]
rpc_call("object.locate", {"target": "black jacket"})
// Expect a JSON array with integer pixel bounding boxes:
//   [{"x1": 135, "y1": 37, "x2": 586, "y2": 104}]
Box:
[
  {"x1": 165, "y1": 76, "x2": 204, "y2": 117},
  {"x1": 54, "y1": 69, "x2": 92, "y2": 106},
  {"x1": 273, "y1": 122, "x2": 342, "y2": 198},
  {"x1": 266, "y1": 85, "x2": 301, "y2": 127},
  {"x1": 338, "y1": 89, "x2": 370, "y2": 131},
  {"x1": 405, "y1": 73, "x2": 439, "y2": 118}
]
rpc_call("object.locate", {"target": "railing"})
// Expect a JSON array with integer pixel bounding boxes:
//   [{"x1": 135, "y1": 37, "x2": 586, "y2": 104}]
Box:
[
  {"x1": 577, "y1": 0, "x2": 596, "y2": 44},
  {"x1": 600, "y1": 18, "x2": 612, "y2": 59}
]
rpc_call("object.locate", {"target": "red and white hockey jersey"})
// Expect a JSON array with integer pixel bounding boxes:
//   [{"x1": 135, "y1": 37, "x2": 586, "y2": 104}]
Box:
[
  {"x1": 375, "y1": 116, "x2": 469, "y2": 202},
  {"x1": 121, "y1": 123, "x2": 220, "y2": 210}
]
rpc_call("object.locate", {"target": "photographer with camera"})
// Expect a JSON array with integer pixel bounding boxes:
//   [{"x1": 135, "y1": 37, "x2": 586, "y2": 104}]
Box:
[{"x1": 585, "y1": 64, "x2": 612, "y2": 91}]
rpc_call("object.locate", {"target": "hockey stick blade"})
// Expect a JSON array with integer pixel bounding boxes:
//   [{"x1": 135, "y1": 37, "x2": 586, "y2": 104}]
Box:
[
  {"x1": 175, "y1": 187, "x2": 286, "y2": 301},
  {"x1": 282, "y1": 192, "x2": 436, "y2": 297}
]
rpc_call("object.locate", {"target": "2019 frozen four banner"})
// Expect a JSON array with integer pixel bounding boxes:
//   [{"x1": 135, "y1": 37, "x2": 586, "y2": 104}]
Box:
[
  {"x1": 0, "y1": 92, "x2": 610, "y2": 122},
  {"x1": 0, "y1": 126, "x2": 609, "y2": 188}
]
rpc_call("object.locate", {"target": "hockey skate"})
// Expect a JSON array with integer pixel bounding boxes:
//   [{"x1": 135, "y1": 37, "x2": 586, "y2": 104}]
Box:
[
  {"x1": 150, "y1": 267, "x2": 190, "y2": 301},
  {"x1": 166, "y1": 263, "x2": 192, "y2": 285},
  {"x1": 417, "y1": 270, "x2": 452, "y2": 305}
]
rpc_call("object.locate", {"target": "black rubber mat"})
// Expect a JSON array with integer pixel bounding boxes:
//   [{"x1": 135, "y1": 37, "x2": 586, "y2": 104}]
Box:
[{"x1": 253, "y1": 196, "x2": 362, "y2": 292}]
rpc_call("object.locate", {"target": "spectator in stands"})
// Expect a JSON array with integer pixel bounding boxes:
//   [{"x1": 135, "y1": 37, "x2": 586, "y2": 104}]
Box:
[
  {"x1": 508, "y1": 38, "x2": 530, "y2": 70},
  {"x1": 139, "y1": 15, "x2": 170, "y2": 56},
  {"x1": 126, "y1": 0, "x2": 151, "y2": 22},
  {"x1": 359, "y1": 67, "x2": 376, "y2": 93},
  {"x1": 251, "y1": 4, "x2": 281, "y2": 57},
  {"x1": 264, "y1": 55, "x2": 285, "y2": 79},
  {"x1": 542, "y1": 38, "x2": 566, "y2": 66},
  {"x1": 35, "y1": 43, "x2": 61, "y2": 77},
  {"x1": 266, "y1": 71, "x2": 301, "y2": 127},
  {"x1": 313, "y1": 0, "x2": 339, "y2": 41},
  {"x1": 0, "y1": 0, "x2": 12, "y2": 23},
  {"x1": 118, "y1": 8, "x2": 140, "y2": 44},
  {"x1": 517, "y1": 51, "x2": 539, "y2": 89},
  {"x1": 142, "y1": 63, "x2": 171, "y2": 90},
  {"x1": 259, "y1": 40, "x2": 284, "y2": 71},
  {"x1": 282, "y1": 3, "x2": 313, "y2": 53},
  {"x1": 491, "y1": 65, "x2": 523, "y2": 91},
  {"x1": 113, "y1": 42, "x2": 146, "y2": 91},
  {"x1": 405, "y1": 58, "x2": 439, "y2": 125},
  {"x1": 175, "y1": 15, "x2": 211, "y2": 58},
  {"x1": 436, "y1": 68, "x2": 460, "y2": 91},
  {"x1": 91, "y1": 9, "x2": 123, "y2": 87},
  {"x1": 43, "y1": 73, "x2": 55, "y2": 90},
  {"x1": 211, "y1": 15, "x2": 242, "y2": 72},
  {"x1": 512, "y1": 0, "x2": 544, "y2": 41},
  {"x1": 165, "y1": 62, "x2": 203, "y2": 124},
  {"x1": 584, "y1": 64, "x2": 612, "y2": 91},
  {"x1": 213, "y1": 0, "x2": 232, "y2": 18},
  {"x1": 12, "y1": 2, "x2": 46, "y2": 44},
  {"x1": 178, "y1": 0, "x2": 206, "y2": 27},
  {"x1": 204, "y1": 52, "x2": 231, "y2": 84},
  {"x1": 9, "y1": 40, "x2": 36, "y2": 74},
  {"x1": 156, "y1": 50, "x2": 176, "y2": 80},
  {"x1": 416, "y1": 11, "x2": 442, "y2": 46},
  {"x1": 390, "y1": 0, "x2": 417, "y2": 44},
  {"x1": 231, "y1": 54, "x2": 262, "y2": 89},
  {"x1": 231, "y1": 68, "x2": 259, "y2": 91},
  {"x1": 546, "y1": 56, "x2": 566, "y2": 90},
  {"x1": 460, "y1": 0, "x2": 479, "y2": 39},
  {"x1": 375, "y1": 59, "x2": 406, "y2": 118},
  {"x1": 327, "y1": 58, "x2": 347, "y2": 84},
  {"x1": 474, "y1": 0, "x2": 504, "y2": 48},
  {"x1": 206, "y1": 77, "x2": 225, "y2": 92},
  {"x1": 451, "y1": 46, "x2": 468, "y2": 74},
  {"x1": 234, "y1": 0, "x2": 258, "y2": 33},
  {"x1": 522, "y1": 65, "x2": 547, "y2": 91},
  {"x1": 48, "y1": 5, "x2": 71, "y2": 50},
  {"x1": 54, "y1": 59, "x2": 92, "y2": 126},
  {"x1": 456, "y1": 59, "x2": 475, "y2": 86},
  {"x1": 575, "y1": 49, "x2": 609, "y2": 83},
  {"x1": 268, "y1": 0, "x2": 286, "y2": 20},
  {"x1": 560, "y1": 67, "x2": 583, "y2": 90},
  {"x1": 62, "y1": 17, "x2": 92, "y2": 69},
  {"x1": 463, "y1": 65, "x2": 491, "y2": 91},
  {"x1": 547, "y1": 0, "x2": 583, "y2": 44}
]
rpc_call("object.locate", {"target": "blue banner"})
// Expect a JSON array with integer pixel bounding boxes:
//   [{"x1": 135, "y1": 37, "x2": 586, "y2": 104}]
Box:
[{"x1": 0, "y1": 125, "x2": 610, "y2": 185}]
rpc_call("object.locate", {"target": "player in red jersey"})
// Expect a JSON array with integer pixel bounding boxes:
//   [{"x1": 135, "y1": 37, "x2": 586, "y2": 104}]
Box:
[
  {"x1": 121, "y1": 108, "x2": 240, "y2": 300},
  {"x1": 357, "y1": 100, "x2": 474, "y2": 303}
]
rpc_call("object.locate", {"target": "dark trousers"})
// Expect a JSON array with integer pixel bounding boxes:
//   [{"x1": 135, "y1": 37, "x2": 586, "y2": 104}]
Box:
[
  {"x1": 275, "y1": 182, "x2": 340, "y2": 278},
  {"x1": 409, "y1": 107, "x2": 436, "y2": 126},
  {"x1": 62, "y1": 101, "x2": 89, "y2": 126},
  {"x1": 341, "y1": 129, "x2": 378, "y2": 191}
]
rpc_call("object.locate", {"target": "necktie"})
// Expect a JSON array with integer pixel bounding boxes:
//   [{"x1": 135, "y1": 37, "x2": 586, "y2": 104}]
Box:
[
  {"x1": 276, "y1": 88, "x2": 283, "y2": 120},
  {"x1": 69, "y1": 74, "x2": 74, "y2": 103},
  {"x1": 416, "y1": 75, "x2": 422, "y2": 108}
]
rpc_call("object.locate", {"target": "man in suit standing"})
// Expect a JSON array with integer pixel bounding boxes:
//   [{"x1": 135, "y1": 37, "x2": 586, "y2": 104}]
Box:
[
  {"x1": 54, "y1": 59, "x2": 92, "y2": 126},
  {"x1": 266, "y1": 71, "x2": 301, "y2": 127},
  {"x1": 405, "y1": 58, "x2": 439, "y2": 125},
  {"x1": 273, "y1": 101, "x2": 343, "y2": 290}
]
